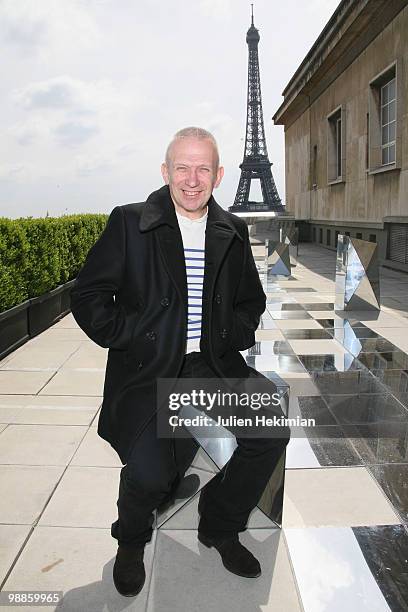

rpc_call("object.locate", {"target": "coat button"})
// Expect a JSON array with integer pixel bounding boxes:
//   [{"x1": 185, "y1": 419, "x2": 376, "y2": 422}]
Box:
[
  {"x1": 220, "y1": 328, "x2": 228, "y2": 339},
  {"x1": 137, "y1": 361, "x2": 143, "y2": 370},
  {"x1": 146, "y1": 331, "x2": 156, "y2": 341},
  {"x1": 160, "y1": 297, "x2": 170, "y2": 307},
  {"x1": 215, "y1": 294, "x2": 222, "y2": 304}
]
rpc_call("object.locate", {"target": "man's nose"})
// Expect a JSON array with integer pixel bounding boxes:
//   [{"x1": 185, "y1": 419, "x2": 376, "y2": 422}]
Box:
[{"x1": 186, "y1": 168, "x2": 199, "y2": 186}]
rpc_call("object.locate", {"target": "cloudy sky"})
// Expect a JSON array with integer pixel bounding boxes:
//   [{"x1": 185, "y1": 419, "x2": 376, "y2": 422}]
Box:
[{"x1": 0, "y1": 0, "x2": 340, "y2": 218}]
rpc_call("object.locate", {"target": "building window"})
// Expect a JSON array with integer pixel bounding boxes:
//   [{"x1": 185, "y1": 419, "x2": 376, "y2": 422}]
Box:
[
  {"x1": 312, "y1": 227, "x2": 316, "y2": 242},
  {"x1": 366, "y1": 113, "x2": 369, "y2": 170},
  {"x1": 356, "y1": 233, "x2": 362, "y2": 239},
  {"x1": 326, "y1": 229, "x2": 331, "y2": 246},
  {"x1": 319, "y1": 228, "x2": 323, "y2": 244},
  {"x1": 312, "y1": 145, "x2": 317, "y2": 189},
  {"x1": 327, "y1": 106, "x2": 345, "y2": 183},
  {"x1": 369, "y1": 234, "x2": 377, "y2": 243},
  {"x1": 381, "y1": 78, "x2": 396, "y2": 165},
  {"x1": 369, "y1": 63, "x2": 398, "y2": 172},
  {"x1": 345, "y1": 231, "x2": 350, "y2": 237}
]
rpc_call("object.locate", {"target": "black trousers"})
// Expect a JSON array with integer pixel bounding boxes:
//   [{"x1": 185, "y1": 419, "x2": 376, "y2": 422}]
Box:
[{"x1": 111, "y1": 351, "x2": 290, "y2": 548}]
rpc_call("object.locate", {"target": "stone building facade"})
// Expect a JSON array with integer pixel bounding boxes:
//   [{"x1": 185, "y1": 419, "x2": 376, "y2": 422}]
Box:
[{"x1": 273, "y1": 0, "x2": 408, "y2": 272}]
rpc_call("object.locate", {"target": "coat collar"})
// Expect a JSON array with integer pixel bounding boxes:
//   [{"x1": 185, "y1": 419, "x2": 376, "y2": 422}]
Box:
[{"x1": 139, "y1": 184, "x2": 242, "y2": 241}]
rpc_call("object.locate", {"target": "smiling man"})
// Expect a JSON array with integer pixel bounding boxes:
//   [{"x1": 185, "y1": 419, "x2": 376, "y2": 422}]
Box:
[{"x1": 70, "y1": 127, "x2": 290, "y2": 597}]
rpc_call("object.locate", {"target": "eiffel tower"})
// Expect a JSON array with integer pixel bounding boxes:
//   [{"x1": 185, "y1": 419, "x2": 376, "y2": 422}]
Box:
[{"x1": 229, "y1": 6, "x2": 285, "y2": 213}]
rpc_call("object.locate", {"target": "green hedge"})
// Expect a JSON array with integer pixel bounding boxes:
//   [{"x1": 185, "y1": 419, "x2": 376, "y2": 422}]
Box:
[{"x1": 0, "y1": 214, "x2": 108, "y2": 314}]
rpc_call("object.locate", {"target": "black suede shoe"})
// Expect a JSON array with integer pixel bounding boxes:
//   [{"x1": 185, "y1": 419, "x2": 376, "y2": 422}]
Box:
[
  {"x1": 174, "y1": 473, "x2": 200, "y2": 500},
  {"x1": 157, "y1": 473, "x2": 201, "y2": 513},
  {"x1": 113, "y1": 545, "x2": 145, "y2": 597},
  {"x1": 198, "y1": 532, "x2": 261, "y2": 578}
]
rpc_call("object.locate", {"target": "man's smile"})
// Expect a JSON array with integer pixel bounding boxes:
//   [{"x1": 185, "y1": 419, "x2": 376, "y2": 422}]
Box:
[{"x1": 182, "y1": 190, "x2": 202, "y2": 198}]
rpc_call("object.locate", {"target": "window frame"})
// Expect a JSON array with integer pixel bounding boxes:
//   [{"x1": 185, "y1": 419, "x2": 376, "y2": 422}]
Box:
[
  {"x1": 368, "y1": 61, "x2": 401, "y2": 174},
  {"x1": 327, "y1": 105, "x2": 346, "y2": 185},
  {"x1": 380, "y1": 78, "x2": 396, "y2": 166}
]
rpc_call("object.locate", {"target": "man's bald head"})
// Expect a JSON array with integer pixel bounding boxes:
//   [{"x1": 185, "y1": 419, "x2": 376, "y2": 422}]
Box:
[{"x1": 165, "y1": 126, "x2": 220, "y2": 170}]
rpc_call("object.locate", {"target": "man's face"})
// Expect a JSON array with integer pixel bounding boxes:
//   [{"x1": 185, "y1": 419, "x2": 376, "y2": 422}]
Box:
[{"x1": 161, "y1": 137, "x2": 224, "y2": 219}]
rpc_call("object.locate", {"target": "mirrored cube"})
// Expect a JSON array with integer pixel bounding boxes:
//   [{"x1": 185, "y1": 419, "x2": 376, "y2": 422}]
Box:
[
  {"x1": 170, "y1": 374, "x2": 290, "y2": 528},
  {"x1": 284, "y1": 226, "x2": 299, "y2": 266},
  {"x1": 335, "y1": 235, "x2": 380, "y2": 311},
  {"x1": 265, "y1": 235, "x2": 292, "y2": 277}
]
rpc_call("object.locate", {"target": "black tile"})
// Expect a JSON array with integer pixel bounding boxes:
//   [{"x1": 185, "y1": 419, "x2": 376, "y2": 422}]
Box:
[
  {"x1": 355, "y1": 338, "x2": 400, "y2": 353},
  {"x1": 299, "y1": 426, "x2": 364, "y2": 466},
  {"x1": 266, "y1": 297, "x2": 297, "y2": 304},
  {"x1": 338, "y1": 336, "x2": 401, "y2": 357},
  {"x1": 369, "y1": 369, "x2": 408, "y2": 405},
  {"x1": 284, "y1": 287, "x2": 317, "y2": 292},
  {"x1": 368, "y1": 464, "x2": 408, "y2": 523},
  {"x1": 323, "y1": 394, "x2": 408, "y2": 425},
  {"x1": 352, "y1": 525, "x2": 408, "y2": 609},
  {"x1": 370, "y1": 368, "x2": 408, "y2": 389},
  {"x1": 290, "y1": 396, "x2": 337, "y2": 426},
  {"x1": 315, "y1": 319, "x2": 341, "y2": 329},
  {"x1": 301, "y1": 303, "x2": 335, "y2": 311},
  {"x1": 351, "y1": 422, "x2": 408, "y2": 464},
  {"x1": 282, "y1": 329, "x2": 333, "y2": 340},
  {"x1": 267, "y1": 303, "x2": 306, "y2": 311},
  {"x1": 246, "y1": 355, "x2": 306, "y2": 373},
  {"x1": 298, "y1": 354, "x2": 365, "y2": 373},
  {"x1": 311, "y1": 370, "x2": 388, "y2": 395},
  {"x1": 328, "y1": 327, "x2": 383, "y2": 339},
  {"x1": 299, "y1": 355, "x2": 337, "y2": 372},
  {"x1": 317, "y1": 319, "x2": 369, "y2": 330},
  {"x1": 358, "y1": 352, "x2": 408, "y2": 371},
  {"x1": 270, "y1": 312, "x2": 312, "y2": 320}
]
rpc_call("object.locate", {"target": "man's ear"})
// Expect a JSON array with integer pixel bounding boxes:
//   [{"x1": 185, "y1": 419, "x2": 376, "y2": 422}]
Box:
[
  {"x1": 161, "y1": 163, "x2": 169, "y2": 184},
  {"x1": 214, "y1": 165, "x2": 224, "y2": 188}
]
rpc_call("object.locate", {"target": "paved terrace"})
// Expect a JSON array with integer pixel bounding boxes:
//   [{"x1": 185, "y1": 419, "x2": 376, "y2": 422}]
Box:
[{"x1": 0, "y1": 242, "x2": 408, "y2": 611}]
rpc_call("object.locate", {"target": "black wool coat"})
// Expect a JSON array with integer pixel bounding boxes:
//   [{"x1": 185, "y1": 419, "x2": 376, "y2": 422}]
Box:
[{"x1": 70, "y1": 185, "x2": 266, "y2": 463}]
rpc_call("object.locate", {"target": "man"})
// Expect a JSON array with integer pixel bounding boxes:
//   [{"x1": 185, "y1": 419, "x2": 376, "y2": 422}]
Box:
[{"x1": 70, "y1": 127, "x2": 290, "y2": 597}]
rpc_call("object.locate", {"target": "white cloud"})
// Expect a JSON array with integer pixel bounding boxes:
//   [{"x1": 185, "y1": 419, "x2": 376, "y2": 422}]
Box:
[
  {"x1": 0, "y1": 0, "x2": 100, "y2": 55},
  {"x1": 0, "y1": 163, "x2": 25, "y2": 181},
  {"x1": 75, "y1": 153, "x2": 115, "y2": 178},
  {"x1": 10, "y1": 75, "x2": 147, "y2": 152},
  {"x1": 14, "y1": 75, "x2": 133, "y2": 116},
  {"x1": 54, "y1": 121, "x2": 99, "y2": 147},
  {"x1": 16, "y1": 77, "x2": 79, "y2": 111}
]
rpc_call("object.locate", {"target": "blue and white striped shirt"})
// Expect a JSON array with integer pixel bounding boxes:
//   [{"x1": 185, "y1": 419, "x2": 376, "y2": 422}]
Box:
[{"x1": 175, "y1": 210, "x2": 207, "y2": 353}]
